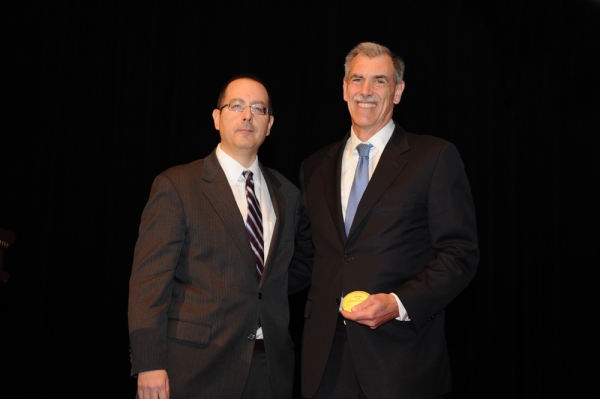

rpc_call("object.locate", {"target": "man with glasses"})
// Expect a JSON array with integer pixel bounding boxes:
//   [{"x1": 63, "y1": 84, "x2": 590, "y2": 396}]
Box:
[
  {"x1": 129, "y1": 75, "x2": 300, "y2": 399},
  {"x1": 290, "y1": 42, "x2": 479, "y2": 398}
]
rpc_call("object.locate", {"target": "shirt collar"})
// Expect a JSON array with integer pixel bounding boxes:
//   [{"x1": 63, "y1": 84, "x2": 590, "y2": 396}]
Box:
[
  {"x1": 215, "y1": 144, "x2": 262, "y2": 187},
  {"x1": 349, "y1": 119, "x2": 395, "y2": 152}
]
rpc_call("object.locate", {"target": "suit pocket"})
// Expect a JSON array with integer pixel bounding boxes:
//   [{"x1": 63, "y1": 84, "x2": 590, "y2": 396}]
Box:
[
  {"x1": 167, "y1": 318, "x2": 211, "y2": 345},
  {"x1": 304, "y1": 299, "x2": 312, "y2": 319}
]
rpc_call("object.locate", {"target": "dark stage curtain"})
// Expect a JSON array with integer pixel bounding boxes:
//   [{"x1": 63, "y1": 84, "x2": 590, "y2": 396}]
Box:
[{"x1": 2, "y1": 1, "x2": 597, "y2": 397}]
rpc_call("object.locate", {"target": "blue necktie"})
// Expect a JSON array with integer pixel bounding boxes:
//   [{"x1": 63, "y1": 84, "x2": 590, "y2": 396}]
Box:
[{"x1": 345, "y1": 143, "x2": 372, "y2": 236}]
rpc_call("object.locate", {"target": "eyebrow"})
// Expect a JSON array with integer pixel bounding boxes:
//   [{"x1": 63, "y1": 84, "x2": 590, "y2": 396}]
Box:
[
  {"x1": 373, "y1": 75, "x2": 390, "y2": 81},
  {"x1": 228, "y1": 97, "x2": 267, "y2": 106},
  {"x1": 349, "y1": 74, "x2": 390, "y2": 82}
]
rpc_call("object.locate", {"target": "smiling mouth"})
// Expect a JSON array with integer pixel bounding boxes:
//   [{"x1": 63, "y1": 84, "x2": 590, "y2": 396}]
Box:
[{"x1": 357, "y1": 102, "x2": 377, "y2": 108}]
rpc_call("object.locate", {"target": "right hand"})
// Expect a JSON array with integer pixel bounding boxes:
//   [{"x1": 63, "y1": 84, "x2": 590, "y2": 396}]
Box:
[{"x1": 137, "y1": 369, "x2": 169, "y2": 399}]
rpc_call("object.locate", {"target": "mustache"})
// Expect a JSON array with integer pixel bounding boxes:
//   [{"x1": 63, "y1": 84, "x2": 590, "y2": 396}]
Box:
[{"x1": 352, "y1": 94, "x2": 380, "y2": 103}]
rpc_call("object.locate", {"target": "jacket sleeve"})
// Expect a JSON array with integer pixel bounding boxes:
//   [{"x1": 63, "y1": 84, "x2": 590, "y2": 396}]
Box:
[
  {"x1": 128, "y1": 173, "x2": 185, "y2": 376},
  {"x1": 288, "y1": 161, "x2": 314, "y2": 295},
  {"x1": 396, "y1": 143, "x2": 479, "y2": 334}
]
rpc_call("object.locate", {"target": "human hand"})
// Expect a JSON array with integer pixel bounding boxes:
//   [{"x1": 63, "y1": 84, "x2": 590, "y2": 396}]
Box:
[
  {"x1": 137, "y1": 369, "x2": 169, "y2": 399},
  {"x1": 340, "y1": 293, "x2": 399, "y2": 329}
]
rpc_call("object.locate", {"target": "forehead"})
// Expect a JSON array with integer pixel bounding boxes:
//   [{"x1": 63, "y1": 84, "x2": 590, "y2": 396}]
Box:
[
  {"x1": 348, "y1": 54, "x2": 395, "y2": 77},
  {"x1": 223, "y1": 78, "x2": 269, "y2": 103}
]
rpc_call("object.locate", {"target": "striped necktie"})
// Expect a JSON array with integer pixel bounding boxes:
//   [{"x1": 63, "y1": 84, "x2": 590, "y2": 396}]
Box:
[{"x1": 243, "y1": 170, "x2": 264, "y2": 278}]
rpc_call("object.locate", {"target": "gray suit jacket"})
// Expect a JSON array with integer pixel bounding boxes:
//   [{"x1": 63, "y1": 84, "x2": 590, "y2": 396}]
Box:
[{"x1": 128, "y1": 150, "x2": 300, "y2": 398}]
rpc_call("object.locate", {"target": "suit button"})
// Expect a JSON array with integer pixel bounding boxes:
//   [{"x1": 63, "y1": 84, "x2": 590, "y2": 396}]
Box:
[
  {"x1": 258, "y1": 292, "x2": 262, "y2": 299},
  {"x1": 343, "y1": 254, "x2": 352, "y2": 262},
  {"x1": 335, "y1": 298, "x2": 340, "y2": 305},
  {"x1": 247, "y1": 334, "x2": 256, "y2": 340}
]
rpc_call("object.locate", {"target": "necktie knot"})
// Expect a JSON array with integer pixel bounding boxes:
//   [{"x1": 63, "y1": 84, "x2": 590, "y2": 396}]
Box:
[
  {"x1": 356, "y1": 143, "x2": 372, "y2": 158},
  {"x1": 243, "y1": 170, "x2": 253, "y2": 184}
]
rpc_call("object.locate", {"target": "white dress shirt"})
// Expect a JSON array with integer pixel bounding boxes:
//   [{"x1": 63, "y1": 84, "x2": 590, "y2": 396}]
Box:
[
  {"x1": 216, "y1": 144, "x2": 276, "y2": 338},
  {"x1": 340, "y1": 120, "x2": 410, "y2": 321}
]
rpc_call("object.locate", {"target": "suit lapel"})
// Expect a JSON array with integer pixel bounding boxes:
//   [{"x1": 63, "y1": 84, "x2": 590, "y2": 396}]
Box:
[
  {"x1": 348, "y1": 125, "x2": 410, "y2": 237},
  {"x1": 259, "y1": 165, "x2": 285, "y2": 289},
  {"x1": 201, "y1": 151, "x2": 254, "y2": 265},
  {"x1": 321, "y1": 138, "x2": 348, "y2": 245}
]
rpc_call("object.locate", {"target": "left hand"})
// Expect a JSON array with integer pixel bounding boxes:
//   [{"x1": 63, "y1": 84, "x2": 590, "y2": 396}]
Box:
[{"x1": 340, "y1": 293, "x2": 399, "y2": 329}]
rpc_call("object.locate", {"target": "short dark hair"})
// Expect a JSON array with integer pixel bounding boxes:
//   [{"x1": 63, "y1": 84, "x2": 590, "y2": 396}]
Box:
[{"x1": 216, "y1": 74, "x2": 273, "y2": 115}]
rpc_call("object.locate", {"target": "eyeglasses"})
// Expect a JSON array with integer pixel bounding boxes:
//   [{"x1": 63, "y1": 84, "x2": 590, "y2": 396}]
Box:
[{"x1": 220, "y1": 101, "x2": 270, "y2": 116}]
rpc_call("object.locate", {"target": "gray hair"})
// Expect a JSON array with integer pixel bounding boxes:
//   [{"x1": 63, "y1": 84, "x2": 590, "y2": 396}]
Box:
[{"x1": 344, "y1": 42, "x2": 405, "y2": 84}]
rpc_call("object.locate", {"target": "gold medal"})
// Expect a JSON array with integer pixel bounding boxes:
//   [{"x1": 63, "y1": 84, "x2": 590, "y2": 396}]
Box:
[{"x1": 341, "y1": 291, "x2": 370, "y2": 312}]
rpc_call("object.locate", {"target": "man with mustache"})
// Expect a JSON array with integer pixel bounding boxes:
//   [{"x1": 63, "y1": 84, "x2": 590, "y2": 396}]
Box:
[
  {"x1": 129, "y1": 75, "x2": 300, "y2": 399},
  {"x1": 291, "y1": 42, "x2": 479, "y2": 398}
]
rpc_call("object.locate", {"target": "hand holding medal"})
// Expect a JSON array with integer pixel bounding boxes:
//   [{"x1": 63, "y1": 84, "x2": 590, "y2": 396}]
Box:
[
  {"x1": 340, "y1": 292, "x2": 400, "y2": 330},
  {"x1": 341, "y1": 291, "x2": 371, "y2": 312}
]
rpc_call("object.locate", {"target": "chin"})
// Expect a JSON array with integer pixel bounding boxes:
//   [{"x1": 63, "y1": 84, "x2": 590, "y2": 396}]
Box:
[{"x1": 353, "y1": 116, "x2": 376, "y2": 127}]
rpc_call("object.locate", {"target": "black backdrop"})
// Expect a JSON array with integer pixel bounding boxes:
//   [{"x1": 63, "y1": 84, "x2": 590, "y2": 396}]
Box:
[{"x1": 1, "y1": 1, "x2": 598, "y2": 397}]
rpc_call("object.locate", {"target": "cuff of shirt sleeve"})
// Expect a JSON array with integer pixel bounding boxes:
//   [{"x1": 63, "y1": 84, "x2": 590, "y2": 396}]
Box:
[{"x1": 390, "y1": 292, "x2": 410, "y2": 321}]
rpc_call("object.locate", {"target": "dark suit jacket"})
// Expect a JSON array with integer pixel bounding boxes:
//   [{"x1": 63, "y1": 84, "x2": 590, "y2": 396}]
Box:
[
  {"x1": 128, "y1": 150, "x2": 300, "y2": 399},
  {"x1": 291, "y1": 123, "x2": 479, "y2": 399}
]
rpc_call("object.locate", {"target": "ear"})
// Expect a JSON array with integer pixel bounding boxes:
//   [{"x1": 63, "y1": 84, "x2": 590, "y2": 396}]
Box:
[
  {"x1": 266, "y1": 115, "x2": 274, "y2": 136},
  {"x1": 393, "y1": 81, "x2": 405, "y2": 104},
  {"x1": 212, "y1": 109, "x2": 221, "y2": 130},
  {"x1": 343, "y1": 78, "x2": 348, "y2": 102}
]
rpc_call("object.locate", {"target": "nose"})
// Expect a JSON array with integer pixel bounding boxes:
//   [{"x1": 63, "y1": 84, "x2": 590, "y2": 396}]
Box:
[
  {"x1": 359, "y1": 79, "x2": 373, "y2": 95},
  {"x1": 242, "y1": 106, "x2": 253, "y2": 122}
]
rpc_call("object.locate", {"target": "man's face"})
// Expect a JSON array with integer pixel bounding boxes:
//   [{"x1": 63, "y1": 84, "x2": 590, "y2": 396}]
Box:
[
  {"x1": 343, "y1": 54, "x2": 405, "y2": 138},
  {"x1": 212, "y1": 78, "x2": 274, "y2": 160}
]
